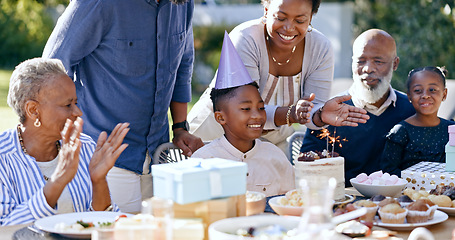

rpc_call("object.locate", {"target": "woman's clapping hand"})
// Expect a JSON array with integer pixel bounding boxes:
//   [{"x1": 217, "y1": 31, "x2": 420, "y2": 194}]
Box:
[
  {"x1": 89, "y1": 122, "x2": 129, "y2": 183},
  {"x1": 52, "y1": 118, "x2": 83, "y2": 184}
]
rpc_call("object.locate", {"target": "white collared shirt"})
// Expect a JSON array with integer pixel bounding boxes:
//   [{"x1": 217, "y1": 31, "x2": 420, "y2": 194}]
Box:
[
  {"x1": 191, "y1": 136, "x2": 295, "y2": 197},
  {"x1": 349, "y1": 85, "x2": 397, "y2": 116}
]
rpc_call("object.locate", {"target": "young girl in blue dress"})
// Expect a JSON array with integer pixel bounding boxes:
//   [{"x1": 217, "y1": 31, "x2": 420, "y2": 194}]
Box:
[{"x1": 381, "y1": 66, "x2": 455, "y2": 176}]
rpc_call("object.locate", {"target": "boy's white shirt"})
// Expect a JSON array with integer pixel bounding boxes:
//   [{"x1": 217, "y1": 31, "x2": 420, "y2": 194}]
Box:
[{"x1": 191, "y1": 135, "x2": 295, "y2": 197}]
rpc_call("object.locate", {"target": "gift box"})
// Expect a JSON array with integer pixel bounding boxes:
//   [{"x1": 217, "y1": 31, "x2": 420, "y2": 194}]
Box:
[
  {"x1": 449, "y1": 125, "x2": 455, "y2": 146},
  {"x1": 173, "y1": 194, "x2": 246, "y2": 240},
  {"x1": 174, "y1": 218, "x2": 205, "y2": 240},
  {"x1": 152, "y1": 158, "x2": 247, "y2": 204},
  {"x1": 446, "y1": 143, "x2": 455, "y2": 171},
  {"x1": 401, "y1": 161, "x2": 455, "y2": 191},
  {"x1": 114, "y1": 216, "x2": 204, "y2": 240}
]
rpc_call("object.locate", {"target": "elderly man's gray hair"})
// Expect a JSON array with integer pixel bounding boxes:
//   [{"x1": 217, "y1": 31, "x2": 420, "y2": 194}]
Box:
[{"x1": 7, "y1": 58, "x2": 68, "y2": 123}]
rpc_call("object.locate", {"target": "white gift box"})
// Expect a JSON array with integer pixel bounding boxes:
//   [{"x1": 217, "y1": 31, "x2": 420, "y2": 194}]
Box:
[
  {"x1": 401, "y1": 161, "x2": 455, "y2": 191},
  {"x1": 449, "y1": 125, "x2": 455, "y2": 146},
  {"x1": 152, "y1": 158, "x2": 247, "y2": 204},
  {"x1": 446, "y1": 144, "x2": 455, "y2": 171}
]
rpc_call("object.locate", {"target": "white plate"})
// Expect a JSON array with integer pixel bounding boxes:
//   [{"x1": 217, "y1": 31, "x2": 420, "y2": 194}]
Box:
[
  {"x1": 375, "y1": 210, "x2": 448, "y2": 231},
  {"x1": 437, "y1": 206, "x2": 455, "y2": 216},
  {"x1": 268, "y1": 196, "x2": 304, "y2": 216},
  {"x1": 209, "y1": 215, "x2": 300, "y2": 239},
  {"x1": 35, "y1": 211, "x2": 132, "y2": 239},
  {"x1": 334, "y1": 194, "x2": 355, "y2": 205},
  {"x1": 269, "y1": 194, "x2": 354, "y2": 216}
]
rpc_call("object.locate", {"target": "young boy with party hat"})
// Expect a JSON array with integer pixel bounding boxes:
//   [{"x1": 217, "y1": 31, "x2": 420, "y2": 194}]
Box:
[{"x1": 192, "y1": 32, "x2": 295, "y2": 197}]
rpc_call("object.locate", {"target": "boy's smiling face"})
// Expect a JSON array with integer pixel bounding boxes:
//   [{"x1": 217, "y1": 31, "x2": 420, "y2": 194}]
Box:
[{"x1": 215, "y1": 84, "x2": 266, "y2": 152}]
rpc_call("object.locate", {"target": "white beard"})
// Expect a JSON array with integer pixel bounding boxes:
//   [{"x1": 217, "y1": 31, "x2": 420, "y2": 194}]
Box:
[{"x1": 351, "y1": 67, "x2": 393, "y2": 104}]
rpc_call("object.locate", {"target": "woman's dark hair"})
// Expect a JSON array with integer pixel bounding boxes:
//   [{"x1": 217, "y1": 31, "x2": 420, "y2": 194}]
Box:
[
  {"x1": 261, "y1": 0, "x2": 321, "y2": 15},
  {"x1": 210, "y1": 82, "x2": 259, "y2": 112},
  {"x1": 407, "y1": 66, "x2": 448, "y2": 91}
]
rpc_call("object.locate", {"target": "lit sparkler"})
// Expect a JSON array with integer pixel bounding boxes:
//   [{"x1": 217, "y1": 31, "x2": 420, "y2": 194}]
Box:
[{"x1": 314, "y1": 127, "x2": 347, "y2": 156}]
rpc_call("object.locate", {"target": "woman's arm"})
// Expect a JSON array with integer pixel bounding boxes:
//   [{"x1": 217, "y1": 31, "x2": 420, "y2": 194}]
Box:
[
  {"x1": 301, "y1": 31, "x2": 334, "y2": 129},
  {"x1": 0, "y1": 173, "x2": 56, "y2": 226},
  {"x1": 43, "y1": 119, "x2": 83, "y2": 208}
]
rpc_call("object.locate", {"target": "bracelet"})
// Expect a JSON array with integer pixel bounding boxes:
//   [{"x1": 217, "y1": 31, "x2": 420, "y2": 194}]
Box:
[
  {"x1": 317, "y1": 106, "x2": 325, "y2": 125},
  {"x1": 286, "y1": 105, "x2": 294, "y2": 126},
  {"x1": 89, "y1": 204, "x2": 113, "y2": 212}
]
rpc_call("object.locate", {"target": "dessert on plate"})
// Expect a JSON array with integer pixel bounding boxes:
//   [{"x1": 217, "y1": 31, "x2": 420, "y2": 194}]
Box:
[
  {"x1": 406, "y1": 201, "x2": 431, "y2": 223},
  {"x1": 378, "y1": 203, "x2": 407, "y2": 224}
]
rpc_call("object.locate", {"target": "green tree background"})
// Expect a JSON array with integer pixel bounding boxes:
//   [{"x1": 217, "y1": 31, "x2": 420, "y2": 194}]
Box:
[
  {"x1": 0, "y1": 0, "x2": 57, "y2": 67},
  {"x1": 1, "y1": 0, "x2": 454, "y2": 92},
  {"x1": 354, "y1": 0, "x2": 455, "y2": 90}
]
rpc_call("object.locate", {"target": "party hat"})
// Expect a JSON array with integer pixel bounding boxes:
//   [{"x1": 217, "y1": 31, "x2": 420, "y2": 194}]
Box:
[{"x1": 214, "y1": 31, "x2": 253, "y2": 89}]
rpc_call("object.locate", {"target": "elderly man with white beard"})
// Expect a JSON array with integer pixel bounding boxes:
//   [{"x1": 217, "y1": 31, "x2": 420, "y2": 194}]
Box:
[{"x1": 300, "y1": 29, "x2": 415, "y2": 186}]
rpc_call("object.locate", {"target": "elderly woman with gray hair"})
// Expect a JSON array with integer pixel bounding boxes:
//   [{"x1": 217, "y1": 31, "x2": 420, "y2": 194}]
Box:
[{"x1": 0, "y1": 58, "x2": 129, "y2": 226}]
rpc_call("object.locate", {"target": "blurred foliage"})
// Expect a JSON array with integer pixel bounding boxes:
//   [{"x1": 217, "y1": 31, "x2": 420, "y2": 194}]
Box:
[
  {"x1": 0, "y1": 0, "x2": 58, "y2": 68},
  {"x1": 194, "y1": 25, "x2": 236, "y2": 70},
  {"x1": 192, "y1": 24, "x2": 236, "y2": 93},
  {"x1": 354, "y1": 0, "x2": 455, "y2": 91},
  {"x1": 195, "y1": 0, "x2": 349, "y2": 3},
  {"x1": 2, "y1": 0, "x2": 454, "y2": 93},
  {"x1": 195, "y1": 0, "x2": 260, "y2": 4}
]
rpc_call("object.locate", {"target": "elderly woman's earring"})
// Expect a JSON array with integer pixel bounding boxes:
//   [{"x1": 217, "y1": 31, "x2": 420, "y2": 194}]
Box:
[
  {"x1": 34, "y1": 118, "x2": 41, "y2": 127},
  {"x1": 307, "y1": 23, "x2": 313, "y2": 32},
  {"x1": 261, "y1": 16, "x2": 267, "y2": 24}
]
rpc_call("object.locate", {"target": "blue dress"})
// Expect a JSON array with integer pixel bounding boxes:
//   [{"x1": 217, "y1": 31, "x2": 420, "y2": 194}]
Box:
[{"x1": 380, "y1": 118, "x2": 455, "y2": 176}]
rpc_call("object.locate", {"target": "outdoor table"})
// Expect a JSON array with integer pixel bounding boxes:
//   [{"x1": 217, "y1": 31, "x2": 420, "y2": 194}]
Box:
[{"x1": 0, "y1": 188, "x2": 453, "y2": 240}]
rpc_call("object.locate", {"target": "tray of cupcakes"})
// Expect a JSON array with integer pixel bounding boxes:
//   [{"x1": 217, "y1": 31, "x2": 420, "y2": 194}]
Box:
[
  {"x1": 334, "y1": 193, "x2": 449, "y2": 231},
  {"x1": 401, "y1": 185, "x2": 455, "y2": 216}
]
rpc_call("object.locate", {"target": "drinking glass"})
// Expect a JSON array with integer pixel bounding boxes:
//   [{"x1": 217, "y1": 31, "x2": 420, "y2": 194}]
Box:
[
  {"x1": 296, "y1": 176, "x2": 340, "y2": 239},
  {"x1": 92, "y1": 228, "x2": 115, "y2": 240},
  {"x1": 141, "y1": 197, "x2": 174, "y2": 240}
]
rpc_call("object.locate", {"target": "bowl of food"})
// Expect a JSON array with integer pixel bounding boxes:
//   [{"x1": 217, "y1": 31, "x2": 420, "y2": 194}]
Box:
[
  {"x1": 350, "y1": 173, "x2": 407, "y2": 198},
  {"x1": 246, "y1": 191, "x2": 266, "y2": 216},
  {"x1": 268, "y1": 195, "x2": 304, "y2": 216},
  {"x1": 208, "y1": 215, "x2": 300, "y2": 239}
]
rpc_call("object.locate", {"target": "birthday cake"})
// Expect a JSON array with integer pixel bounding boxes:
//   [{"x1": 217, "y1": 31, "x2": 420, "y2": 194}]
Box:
[{"x1": 294, "y1": 150, "x2": 345, "y2": 201}]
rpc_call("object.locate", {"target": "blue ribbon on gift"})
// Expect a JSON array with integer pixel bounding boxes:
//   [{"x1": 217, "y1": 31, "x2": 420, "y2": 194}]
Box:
[{"x1": 164, "y1": 160, "x2": 223, "y2": 201}]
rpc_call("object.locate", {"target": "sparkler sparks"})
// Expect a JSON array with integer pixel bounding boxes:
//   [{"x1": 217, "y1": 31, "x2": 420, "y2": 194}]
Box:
[{"x1": 312, "y1": 127, "x2": 347, "y2": 156}]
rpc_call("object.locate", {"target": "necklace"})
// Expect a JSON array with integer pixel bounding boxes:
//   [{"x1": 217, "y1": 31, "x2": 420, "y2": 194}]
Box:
[
  {"x1": 17, "y1": 125, "x2": 60, "y2": 181},
  {"x1": 266, "y1": 35, "x2": 297, "y2": 66}
]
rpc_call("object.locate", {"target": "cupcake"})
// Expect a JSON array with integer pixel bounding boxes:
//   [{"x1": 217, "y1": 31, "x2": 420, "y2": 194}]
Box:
[
  {"x1": 378, "y1": 198, "x2": 399, "y2": 208},
  {"x1": 396, "y1": 195, "x2": 414, "y2": 207},
  {"x1": 406, "y1": 201, "x2": 431, "y2": 223},
  {"x1": 353, "y1": 200, "x2": 378, "y2": 222},
  {"x1": 416, "y1": 198, "x2": 438, "y2": 219},
  {"x1": 378, "y1": 203, "x2": 407, "y2": 224}
]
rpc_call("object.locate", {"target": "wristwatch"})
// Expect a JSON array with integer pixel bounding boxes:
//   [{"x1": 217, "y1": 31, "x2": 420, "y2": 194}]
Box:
[{"x1": 172, "y1": 120, "x2": 189, "y2": 131}]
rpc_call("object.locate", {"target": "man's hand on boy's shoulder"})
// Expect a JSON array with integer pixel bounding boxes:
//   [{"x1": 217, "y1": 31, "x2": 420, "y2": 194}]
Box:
[{"x1": 172, "y1": 130, "x2": 204, "y2": 157}]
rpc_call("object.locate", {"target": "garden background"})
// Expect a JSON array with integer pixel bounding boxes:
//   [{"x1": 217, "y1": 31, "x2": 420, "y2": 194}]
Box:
[{"x1": 1, "y1": 0, "x2": 454, "y2": 132}]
